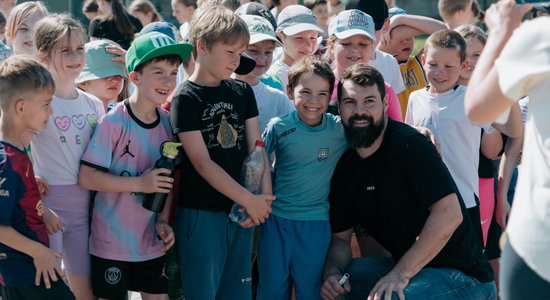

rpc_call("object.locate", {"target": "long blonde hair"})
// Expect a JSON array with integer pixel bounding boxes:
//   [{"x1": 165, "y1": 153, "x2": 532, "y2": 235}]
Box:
[{"x1": 5, "y1": 2, "x2": 48, "y2": 46}]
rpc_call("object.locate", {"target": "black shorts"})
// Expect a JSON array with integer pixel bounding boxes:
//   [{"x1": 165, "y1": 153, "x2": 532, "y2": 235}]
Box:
[
  {"x1": 2, "y1": 280, "x2": 74, "y2": 300},
  {"x1": 91, "y1": 255, "x2": 168, "y2": 300}
]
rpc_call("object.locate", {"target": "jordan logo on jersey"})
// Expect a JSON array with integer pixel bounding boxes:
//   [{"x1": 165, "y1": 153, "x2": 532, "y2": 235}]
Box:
[{"x1": 120, "y1": 140, "x2": 135, "y2": 158}]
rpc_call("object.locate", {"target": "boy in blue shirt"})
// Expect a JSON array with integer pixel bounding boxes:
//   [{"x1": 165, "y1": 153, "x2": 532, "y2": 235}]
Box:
[{"x1": 258, "y1": 55, "x2": 348, "y2": 299}]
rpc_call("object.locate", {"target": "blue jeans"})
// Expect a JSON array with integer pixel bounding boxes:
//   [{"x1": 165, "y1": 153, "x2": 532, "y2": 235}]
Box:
[{"x1": 344, "y1": 257, "x2": 496, "y2": 300}]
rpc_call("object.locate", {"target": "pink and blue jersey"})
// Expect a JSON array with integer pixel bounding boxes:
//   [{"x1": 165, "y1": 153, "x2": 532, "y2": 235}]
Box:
[{"x1": 81, "y1": 100, "x2": 173, "y2": 262}]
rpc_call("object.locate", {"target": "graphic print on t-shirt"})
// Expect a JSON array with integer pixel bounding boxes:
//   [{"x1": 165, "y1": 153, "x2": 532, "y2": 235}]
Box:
[
  {"x1": 201, "y1": 102, "x2": 244, "y2": 150},
  {"x1": 54, "y1": 113, "x2": 99, "y2": 145}
]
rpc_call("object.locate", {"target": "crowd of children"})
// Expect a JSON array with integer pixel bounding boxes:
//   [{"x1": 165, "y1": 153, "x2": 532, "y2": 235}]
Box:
[{"x1": 0, "y1": 0, "x2": 547, "y2": 299}]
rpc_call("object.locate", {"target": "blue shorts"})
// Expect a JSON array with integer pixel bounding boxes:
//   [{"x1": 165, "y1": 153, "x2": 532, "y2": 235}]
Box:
[
  {"x1": 257, "y1": 215, "x2": 331, "y2": 300},
  {"x1": 175, "y1": 208, "x2": 254, "y2": 300}
]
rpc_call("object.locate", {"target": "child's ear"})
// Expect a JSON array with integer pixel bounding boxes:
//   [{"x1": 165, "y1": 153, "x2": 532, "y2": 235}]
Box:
[
  {"x1": 129, "y1": 71, "x2": 140, "y2": 85},
  {"x1": 196, "y1": 39, "x2": 207, "y2": 56},
  {"x1": 460, "y1": 60, "x2": 468, "y2": 72},
  {"x1": 421, "y1": 52, "x2": 426, "y2": 65},
  {"x1": 77, "y1": 82, "x2": 89, "y2": 91},
  {"x1": 14, "y1": 99, "x2": 25, "y2": 116},
  {"x1": 286, "y1": 85, "x2": 294, "y2": 100}
]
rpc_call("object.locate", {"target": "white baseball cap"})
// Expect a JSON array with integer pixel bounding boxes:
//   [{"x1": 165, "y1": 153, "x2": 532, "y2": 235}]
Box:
[
  {"x1": 240, "y1": 15, "x2": 282, "y2": 47},
  {"x1": 328, "y1": 9, "x2": 376, "y2": 41},
  {"x1": 277, "y1": 5, "x2": 323, "y2": 36}
]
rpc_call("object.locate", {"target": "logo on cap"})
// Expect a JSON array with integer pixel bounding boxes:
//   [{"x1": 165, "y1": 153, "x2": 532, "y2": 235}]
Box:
[
  {"x1": 151, "y1": 34, "x2": 173, "y2": 48},
  {"x1": 348, "y1": 10, "x2": 371, "y2": 29},
  {"x1": 250, "y1": 22, "x2": 272, "y2": 35}
]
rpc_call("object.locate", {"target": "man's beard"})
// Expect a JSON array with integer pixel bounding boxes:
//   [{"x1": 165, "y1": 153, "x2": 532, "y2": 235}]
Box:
[{"x1": 343, "y1": 113, "x2": 386, "y2": 149}]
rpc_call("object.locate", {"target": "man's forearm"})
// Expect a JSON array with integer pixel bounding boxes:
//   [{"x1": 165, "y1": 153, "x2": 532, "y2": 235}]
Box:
[
  {"x1": 323, "y1": 235, "x2": 353, "y2": 280},
  {"x1": 392, "y1": 193, "x2": 462, "y2": 279}
]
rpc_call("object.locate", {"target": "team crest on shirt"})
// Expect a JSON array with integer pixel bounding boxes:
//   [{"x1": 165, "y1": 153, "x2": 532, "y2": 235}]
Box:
[
  {"x1": 318, "y1": 148, "x2": 329, "y2": 162},
  {"x1": 105, "y1": 267, "x2": 122, "y2": 285}
]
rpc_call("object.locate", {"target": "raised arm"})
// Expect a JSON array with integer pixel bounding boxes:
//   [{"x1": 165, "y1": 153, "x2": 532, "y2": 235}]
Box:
[{"x1": 465, "y1": 0, "x2": 532, "y2": 123}]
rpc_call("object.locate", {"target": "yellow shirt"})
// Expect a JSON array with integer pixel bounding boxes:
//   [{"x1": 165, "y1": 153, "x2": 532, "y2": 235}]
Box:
[{"x1": 397, "y1": 55, "x2": 427, "y2": 119}]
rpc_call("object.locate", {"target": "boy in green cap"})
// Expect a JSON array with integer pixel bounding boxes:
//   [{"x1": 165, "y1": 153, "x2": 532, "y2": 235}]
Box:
[{"x1": 78, "y1": 31, "x2": 192, "y2": 300}]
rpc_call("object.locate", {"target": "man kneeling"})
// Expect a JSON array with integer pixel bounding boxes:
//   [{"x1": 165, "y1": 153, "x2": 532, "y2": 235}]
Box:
[{"x1": 321, "y1": 64, "x2": 496, "y2": 300}]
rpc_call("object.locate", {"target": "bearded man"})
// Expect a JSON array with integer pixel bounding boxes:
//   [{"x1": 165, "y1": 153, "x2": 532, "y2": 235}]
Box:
[{"x1": 320, "y1": 64, "x2": 496, "y2": 300}]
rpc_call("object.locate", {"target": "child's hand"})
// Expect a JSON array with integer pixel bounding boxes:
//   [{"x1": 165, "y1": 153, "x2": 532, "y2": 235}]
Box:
[
  {"x1": 138, "y1": 168, "x2": 174, "y2": 194},
  {"x1": 105, "y1": 44, "x2": 127, "y2": 64},
  {"x1": 35, "y1": 177, "x2": 49, "y2": 196},
  {"x1": 32, "y1": 245, "x2": 65, "y2": 289},
  {"x1": 42, "y1": 206, "x2": 64, "y2": 234},
  {"x1": 156, "y1": 221, "x2": 175, "y2": 252},
  {"x1": 240, "y1": 194, "x2": 275, "y2": 228}
]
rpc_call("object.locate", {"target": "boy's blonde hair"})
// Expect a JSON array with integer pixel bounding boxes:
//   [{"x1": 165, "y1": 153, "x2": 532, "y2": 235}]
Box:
[
  {"x1": 5, "y1": 1, "x2": 48, "y2": 45},
  {"x1": 287, "y1": 55, "x2": 335, "y2": 93},
  {"x1": 35, "y1": 14, "x2": 86, "y2": 65},
  {"x1": 456, "y1": 24, "x2": 486, "y2": 46},
  {"x1": 424, "y1": 29, "x2": 467, "y2": 62},
  {"x1": 0, "y1": 55, "x2": 55, "y2": 109},
  {"x1": 438, "y1": 0, "x2": 471, "y2": 20},
  {"x1": 189, "y1": 5, "x2": 249, "y2": 58}
]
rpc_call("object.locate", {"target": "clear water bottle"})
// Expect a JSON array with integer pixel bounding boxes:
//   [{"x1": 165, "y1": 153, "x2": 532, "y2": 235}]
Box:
[
  {"x1": 229, "y1": 140, "x2": 266, "y2": 223},
  {"x1": 143, "y1": 142, "x2": 181, "y2": 212}
]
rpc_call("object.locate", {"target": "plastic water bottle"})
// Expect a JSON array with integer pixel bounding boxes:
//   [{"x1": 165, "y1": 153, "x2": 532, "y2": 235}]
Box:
[
  {"x1": 143, "y1": 142, "x2": 181, "y2": 212},
  {"x1": 229, "y1": 140, "x2": 266, "y2": 223}
]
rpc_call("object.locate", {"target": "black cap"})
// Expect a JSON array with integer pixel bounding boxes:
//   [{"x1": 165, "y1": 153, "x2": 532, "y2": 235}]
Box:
[
  {"x1": 235, "y1": 2, "x2": 278, "y2": 31},
  {"x1": 234, "y1": 53, "x2": 257, "y2": 75},
  {"x1": 345, "y1": 0, "x2": 389, "y2": 31}
]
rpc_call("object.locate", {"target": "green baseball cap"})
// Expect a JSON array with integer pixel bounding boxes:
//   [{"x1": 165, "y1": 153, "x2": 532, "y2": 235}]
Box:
[{"x1": 125, "y1": 31, "x2": 193, "y2": 73}]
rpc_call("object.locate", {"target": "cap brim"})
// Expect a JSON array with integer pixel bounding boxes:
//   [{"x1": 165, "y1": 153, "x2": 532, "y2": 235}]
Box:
[
  {"x1": 334, "y1": 29, "x2": 376, "y2": 41},
  {"x1": 250, "y1": 34, "x2": 283, "y2": 47},
  {"x1": 133, "y1": 43, "x2": 193, "y2": 72},
  {"x1": 281, "y1": 23, "x2": 323, "y2": 36},
  {"x1": 234, "y1": 53, "x2": 257, "y2": 75},
  {"x1": 76, "y1": 64, "x2": 128, "y2": 84}
]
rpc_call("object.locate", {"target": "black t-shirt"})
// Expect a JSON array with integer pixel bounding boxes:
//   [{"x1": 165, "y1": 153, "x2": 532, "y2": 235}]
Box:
[
  {"x1": 170, "y1": 79, "x2": 259, "y2": 211},
  {"x1": 88, "y1": 14, "x2": 142, "y2": 50},
  {"x1": 329, "y1": 120, "x2": 494, "y2": 283}
]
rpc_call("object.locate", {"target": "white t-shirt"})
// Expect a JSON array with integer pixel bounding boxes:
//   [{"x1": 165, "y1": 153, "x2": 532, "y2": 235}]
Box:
[
  {"x1": 267, "y1": 59, "x2": 290, "y2": 90},
  {"x1": 405, "y1": 85, "x2": 493, "y2": 208},
  {"x1": 251, "y1": 81, "x2": 295, "y2": 132},
  {"x1": 370, "y1": 49, "x2": 406, "y2": 94},
  {"x1": 31, "y1": 90, "x2": 105, "y2": 185},
  {"x1": 495, "y1": 17, "x2": 550, "y2": 282}
]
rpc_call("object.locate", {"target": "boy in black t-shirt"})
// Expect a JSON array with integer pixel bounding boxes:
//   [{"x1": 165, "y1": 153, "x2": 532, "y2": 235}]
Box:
[{"x1": 169, "y1": 6, "x2": 274, "y2": 300}]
